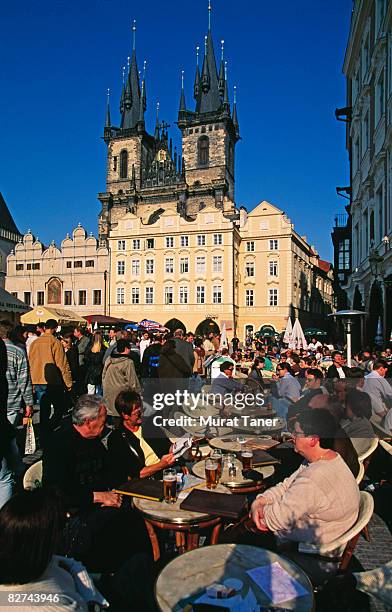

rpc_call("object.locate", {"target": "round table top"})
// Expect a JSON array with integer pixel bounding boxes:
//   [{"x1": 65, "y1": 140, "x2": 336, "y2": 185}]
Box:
[
  {"x1": 155, "y1": 543, "x2": 314, "y2": 611},
  {"x1": 133, "y1": 483, "x2": 230, "y2": 525},
  {"x1": 192, "y1": 458, "x2": 274, "y2": 488},
  {"x1": 209, "y1": 434, "x2": 280, "y2": 453}
]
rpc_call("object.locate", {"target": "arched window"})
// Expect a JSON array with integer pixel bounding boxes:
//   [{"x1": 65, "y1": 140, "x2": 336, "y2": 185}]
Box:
[
  {"x1": 119, "y1": 149, "x2": 128, "y2": 179},
  {"x1": 197, "y1": 136, "x2": 209, "y2": 167}
]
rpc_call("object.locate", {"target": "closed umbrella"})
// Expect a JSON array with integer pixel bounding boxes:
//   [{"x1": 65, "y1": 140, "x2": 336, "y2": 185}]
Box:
[
  {"x1": 283, "y1": 318, "x2": 293, "y2": 345},
  {"x1": 220, "y1": 323, "x2": 228, "y2": 349},
  {"x1": 292, "y1": 318, "x2": 308, "y2": 350}
]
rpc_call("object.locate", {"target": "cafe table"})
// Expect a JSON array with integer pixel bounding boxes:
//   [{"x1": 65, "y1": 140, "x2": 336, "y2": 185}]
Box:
[
  {"x1": 209, "y1": 434, "x2": 281, "y2": 453},
  {"x1": 155, "y1": 543, "x2": 314, "y2": 611},
  {"x1": 133, "y1": 483, "x2": 229, "y2": 561},
  {"x1": 192, "y1": 457, "x2": 274, "y2": 495}
]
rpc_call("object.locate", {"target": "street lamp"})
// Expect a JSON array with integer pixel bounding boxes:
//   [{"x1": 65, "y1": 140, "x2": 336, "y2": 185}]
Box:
[{"x1": 328, "y1": 310, "x2": 366, "y2": 367}]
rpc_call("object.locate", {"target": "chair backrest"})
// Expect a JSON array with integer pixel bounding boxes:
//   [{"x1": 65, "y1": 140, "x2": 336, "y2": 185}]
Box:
[
  {"x1": 370, "y1": 416, "x2": 391, "y2": 438},
  {"x1": 23, "y1": 460, "x2": 43, "y2": 490},
  {"x1": 379, "y1": 439, "x2": 392, "y2": 455},
  {"x1": 356, "y1": 462, "x2": 365, "y2": 485},
  {"x1": 357, "y1": 437, "x2": 379, "y2": 463}
]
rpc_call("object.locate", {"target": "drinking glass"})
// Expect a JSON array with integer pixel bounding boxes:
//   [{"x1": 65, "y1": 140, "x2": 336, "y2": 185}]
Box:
[
  {"x1": 240, "y1": 449, "x2": 253, "y2": 470},
  {"x1": 210, "y1": 449, "x2": 223, "y2": 481},
  {"x1": 163, "y1": 468, "x2": 177, "y2": 504},
  {"x1": 205, "y1": 459, "x2": 219, "y2": 489}
]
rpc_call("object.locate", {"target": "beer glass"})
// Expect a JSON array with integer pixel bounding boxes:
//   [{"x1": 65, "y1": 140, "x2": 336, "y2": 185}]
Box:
[
  {"x1": 240, "y1": 449, "x2": 253, "y2": 470},
  {"x1": 205, "y1": 459, "x2": 219, "y2": 489},
  {"x1": 210, "y1": 449, "x2": 223, "y2": 480},
  {"x1": 163, "y1": 468, "x2": 177, "y2": 504}
]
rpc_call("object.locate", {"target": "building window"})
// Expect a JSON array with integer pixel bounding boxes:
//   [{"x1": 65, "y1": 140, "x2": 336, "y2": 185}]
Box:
[
  {"x1": 338, "y1": 240, "x2": 350, "y2": 271},
  {"x1": 74, "y1": 261, "x2": 83, "y2": 268},
  {"x1": 116, "y1": 288, "x2": 124, "y2": 305},
  {"x1": 64, "y1": 290, "x2": 72, "y2": 305},
  {"x1": 145, "y1": 287, "x2": 154, "y2": 304},
  {"x1": 370, "y1": 210, "x2": 375, "y2": 242},
  {"x1": 361, "y1": 111, "x2": 369, "y2": 156},
  {"x1": 93, "y1": 290, "x2": 101, "y2": 305},
  {"x1": 196, "y1": 256, "x2": 206, "y2": 273},
  {"x1": 118, "y1": 240, "x2": 126, "y2": 251},
  {"x1": 362, "y1": 35, "x2": 369, "y2": 78},
  {"x1": 132, "y1": 239, "x2": 140, "y2": 250},
  {"x1": 16, "y1": 264, "x2": 24, "y2": 271},
  {"x1": 375, "y1": 71, "x2": 385, "y2": 124},
  {"x1": 376, "y1": 185, "x2": 384, "y2": 239},
  {"x1": 26, "y1": 263, "x2": 32, "y2": 270},
  {"x1": 180, "y1": 257, "x2": 189, "y2": 273},
  {"x1": 197, "y1": 136, "x2": 209, "y2": 167},
  {"x1": 146, "y1": 238, "x2": 155, "y2": 249},
  {"x1": 79, "y1": 290, "x2": 87, "y2": 306},
  {"x1": 179, "y1": 286, "x2": 188, "y2": 304},
  {"x1": 146, "y1": 259, "x2": 154, "y2": 274},
  {"x1": 197, "y1": 235, "x2": 206, "y2": 246},
  {"x1": 66, "y1": 261, "x2": 72, "y2": 268},
  {"x1": 85, "y1": 260, "x2": 94, "y2": 268},
  {"x1": 213, "y1": 285, "x2": 222, "y2": 304},
  {"x1": 117, "y1": 260, "x2": 125, "y2": 275},
  {"x1": 196, "y1": 286, "x2": 205, "y2": 304},
  {"x1": 213, "y1": 233, "x2": 223, "y2": 245},
  {"x1": 37, "y1": 291, "x2": 44, "y2": 306},
  {"x1": 131, "y1": 287, "x2": 140, "y2": 304},
  {"x1": 213, "y1": 255, "x2": 223, "y2": 273},
  {"x1": 119, "y1": 149, "x2": 128, "y2": 179},
  {"x1": 166, "y1": 236, "x2": 174, "y2": 248},
  {"x1": 164, "y1": 286, "x2": 173, "y2": 304},
  {"x1": 269, "y1": 239, "x2": 278, "y2": 250},
  {"x1": 31, "y1": 262, "x2": 40, "y2": 270},
  {"x1": 11, "y1": 292, "x2": 18, "y2": 299},
  {"x1": 131, "y1": 259, "x2": 140, "y2": 276},
  {"x1": 246, "y1": 241, "x2": 255, "y2": 252},
  {"x1": 165, "y1": 258, "x2": 174, "y2": 274},
  {"x1": 245, "y1": 261, "x2": 255, "y2": 277},
  {"x1": 113, "y1": 156, "x2": 117, "y2": 172},
  {"x1": 269, "y1": 260, "x2": 278, "y2": 276},
  {"x1": 269, "y1": 288, "x2": 278, "y2": 306},
  {"x1": 246, "y1": 289, "x2": 254, "y2": 307},
  {"x1": 180, "y1": 235, "x2": 189, "y2": 247}
]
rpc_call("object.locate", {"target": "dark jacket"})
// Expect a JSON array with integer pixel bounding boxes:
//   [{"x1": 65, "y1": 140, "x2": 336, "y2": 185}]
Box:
[
  {"x1": 327, "y1": 364, "x2": 350, "y2": 379},
  {"x1": 85, "y1": 347, "x2": 106, "y2": 385},
  {"x1": 107, "y1": 419, "x2": 172, "y2": 480},
  {"x1": 65, "y1": 346, "x2": 79, "y2": 383},
  {"x1": 141, "y1": 343, "x2": 162, "y2": 379},
  {"x1": 173, "y1": 337, "x2": 195, "y2": 371},
  {"x1": 158, "y1": 350, "x2": 191, "y2": 379},
  {"x1": 211, "y1": 373, "x2": 244, "y2": 396}
]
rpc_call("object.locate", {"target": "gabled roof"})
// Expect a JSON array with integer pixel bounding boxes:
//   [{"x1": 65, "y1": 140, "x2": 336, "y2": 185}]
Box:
[{"x1": 0, "y1": 193, "x2": 20, "y2": 235}]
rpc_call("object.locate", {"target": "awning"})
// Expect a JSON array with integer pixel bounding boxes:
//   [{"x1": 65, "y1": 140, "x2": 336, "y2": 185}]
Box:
[
  {"x1": 0, "y1": 287, "x2": 31, "y2": 314},
  {"x1": 84, "y1": 314, "x2": 137, "y2": 326},
  {"x1": 21, "y1": 306, "x2": 86, "y2": 326}
]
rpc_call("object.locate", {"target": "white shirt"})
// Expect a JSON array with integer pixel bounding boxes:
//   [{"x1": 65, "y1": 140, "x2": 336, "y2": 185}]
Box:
[
  {"x1": 363, "y1": 370, "x2": 392, "y2": 417},
  {"x1": 139, "y1": 338, "x2": 150, "y2": 359},
  {"x1": 336, "y1": 366, "x2": 346, "y2": 379}
]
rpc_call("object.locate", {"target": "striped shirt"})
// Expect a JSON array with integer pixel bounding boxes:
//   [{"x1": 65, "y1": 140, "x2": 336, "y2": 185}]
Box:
[{"x1": 4, "y1": 339, "x2": 34, "y2": 413}]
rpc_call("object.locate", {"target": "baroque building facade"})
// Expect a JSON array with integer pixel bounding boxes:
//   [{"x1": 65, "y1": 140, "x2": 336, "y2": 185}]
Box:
[{"x1": 335, "y1": 0, "x2": 392, "y2": 344}]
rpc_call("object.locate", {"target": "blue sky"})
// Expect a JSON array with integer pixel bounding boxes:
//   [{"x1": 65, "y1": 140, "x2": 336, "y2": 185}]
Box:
[{"x1": 0, "y1": 0, "x2": 352, "y2": 259}]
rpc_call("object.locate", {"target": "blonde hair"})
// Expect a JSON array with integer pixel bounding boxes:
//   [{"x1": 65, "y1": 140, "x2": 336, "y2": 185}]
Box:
[{"x1": 91, "y1": 331, "x2": 103, "y2": 353}]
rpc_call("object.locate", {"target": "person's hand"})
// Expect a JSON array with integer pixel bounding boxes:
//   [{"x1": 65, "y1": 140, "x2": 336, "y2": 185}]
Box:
[
  {"x1": 25, "y1": 406, "x2": 34, "y2": 418},
  {"x1": 161, "y1": 453, "x2": 176, "y2": 467},
  {"x1": 250, "y1": 497, "x2": 270, "y2": 531},
  {"x1": 93, "y1": 492, "x2": 122, "y2": 508}
]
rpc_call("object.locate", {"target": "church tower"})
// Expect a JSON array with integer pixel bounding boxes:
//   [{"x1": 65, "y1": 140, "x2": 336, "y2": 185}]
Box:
[{"x1": 177, "y1": 2, "x2": 240, "y2": 216}]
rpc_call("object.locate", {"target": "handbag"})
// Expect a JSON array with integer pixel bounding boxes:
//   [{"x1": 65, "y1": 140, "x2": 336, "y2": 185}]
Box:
[{"x1": 24, "y1": 418, "x2": 36, "y2": 455}]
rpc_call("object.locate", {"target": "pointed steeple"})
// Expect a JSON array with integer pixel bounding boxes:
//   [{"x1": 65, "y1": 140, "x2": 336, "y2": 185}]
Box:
[
  {"x1": 196, "y1": 3, "x2": 221, "y2": 114},
  {"x1": 179, "y1": 70, "x2": 186, "y2": 112},
  {"x1": 232, "y1": 85, "x2": 239, "y2": 136},
  {"x1": 142, "y1": 60, "x2": 147, "y2": 110},
  {"x1": 105, "y1": 88, "x2": 111, "y2": 127},
  {"x1": 193, "y1": 46, "x2": 201, "y2": 101},
  {"x1": 223, "y1": 61, "x2": 230, "y2": 111},
  {"x1": 154, "y1": 102, "x2": 160, "y2": 140},
  {"x1": 120, "y1": 65, "x2": 126, "y2": 114},
  {"x1": 218, "y1": 40, "x2": 225, "y2": 97},
  {"x1": 121, "y1": 20, "x2": 142, "y2": 130},
  {"x1": 201, "y1": 35, "x2": 210, "y2": 93}
]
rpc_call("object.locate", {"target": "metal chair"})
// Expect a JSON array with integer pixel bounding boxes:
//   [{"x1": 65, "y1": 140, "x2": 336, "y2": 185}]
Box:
[{"x1": 23, "y1": 460, "x2": 43, "y2": 490}]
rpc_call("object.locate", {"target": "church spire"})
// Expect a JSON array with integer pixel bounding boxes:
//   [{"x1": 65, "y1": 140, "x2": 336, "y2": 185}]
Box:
[
  {"x1": 232, "y1": 85, "x2": 239, "y2": 136},
  {"x1": 105, "y1": 88, "x2": 111, "y2": 127},
  {"x1": 193, "y1": 45, "x2": 201, "y2": 101},
  {"x1": 222, "y1": 62, "x2": 230, "y2": 112},
  {"x1": 218, "y1": 39, "x2": 225, "y2": 97},
  {"x1": 154, "y1": 102, "x2": 160, "y2": 140},
  {"x1": 119, "y1": 65, "x2": 126, "y2": 114},
  {"x1": 196, "y1": 4, "x2": 221, "y2": 114},
  {"x1": 179, "y1": 70, "x2": 186, "y2": 112},
  {"x1": 121, "y1": 20, "x2": 142, "y2": 130}
]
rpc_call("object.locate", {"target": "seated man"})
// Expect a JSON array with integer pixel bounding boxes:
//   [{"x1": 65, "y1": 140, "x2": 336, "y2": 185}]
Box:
[
  {"x1": 288, "y1": 368, "x2": 325, "y2": 421},
  {"x1": 211, "y1": 361, "x2": 244, "y2": 397},
  {"x1": 271, "y1": 362, "x2": 301, "y2": 420},
  {"x1": 249, "y1": 409, "x2": 360, "y2": 548},
  {"x1": 43, "y1": 394, "x2": 151, "y2": 573},
  {"x1": 107, "y1": 390, "x2": 177, "y2": 479}
]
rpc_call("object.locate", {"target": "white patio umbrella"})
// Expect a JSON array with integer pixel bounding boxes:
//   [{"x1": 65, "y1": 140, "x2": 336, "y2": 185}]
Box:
[
  {"x1": 283, "y1": 317, "x2": 293, "y2": 345},
  {"x1": 291, "y1": 318, "x2": 308, "y2": 351},
  {"x1": 220, "y1": 322, "x2": 228, "y2": 349}
]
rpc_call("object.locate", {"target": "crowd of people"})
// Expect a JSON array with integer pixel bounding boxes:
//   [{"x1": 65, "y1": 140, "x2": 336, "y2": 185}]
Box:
[{"x1": 0, "y1": 318, "x2": 391, "y2": 609}]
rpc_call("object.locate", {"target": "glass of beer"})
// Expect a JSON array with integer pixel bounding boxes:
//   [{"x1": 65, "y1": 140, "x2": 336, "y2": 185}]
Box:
[
  {"x1": 210, "y1": 450, "x2": 223, "y2": 481},
  {"x1": 240, "y1": 449, "x2": 253, "y2": 470},
  {"x1": 163, "y1": 468, "x2": 177, "y2": 504},
  {"x1": 205, "y1": 459, "x2": 219, "y2": 489}
]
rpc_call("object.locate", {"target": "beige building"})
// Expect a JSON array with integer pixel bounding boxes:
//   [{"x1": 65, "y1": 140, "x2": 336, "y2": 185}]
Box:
[{"x1": 6, "y1": 225, "x2": 109, "y2": 316}]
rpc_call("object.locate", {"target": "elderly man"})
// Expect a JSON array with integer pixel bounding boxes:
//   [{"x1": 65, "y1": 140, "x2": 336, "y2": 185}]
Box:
[
  {"x1": 272, "y1": 362, "x2": 301, "y2": 420},
  {"x1": 363, "y1": 359, "x2": 392, "y2": 421},
  {"x1": 211, "y1": 361, "x2": 244, "y2": 402},
  {"x1": 43, "y1": 394, "x2": 151, "y2": 573}
]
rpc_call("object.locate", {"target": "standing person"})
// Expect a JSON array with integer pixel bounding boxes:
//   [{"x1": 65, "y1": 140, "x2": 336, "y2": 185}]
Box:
[
  {"x1": 108, "y1": 327, "x2": 117, "y2": 346},
  {"x1": 231, "y1": 334, "x2": 240, "y2": 353},
  {"x1": 203, "y1": 333, "x2": 215, "y2": 357},
  {"x1": 173, "y1": 329, "x2": 195, "y2": 372},
  {"x1": 139, "y1": 332, "x2": 151, "y2": 360},
  {"x1": 28, "y1": 319, "x2": 72, "y2": 448},
  {"x1": 61, "y1": 334, "x2": 79, "y2": 386},
  {"x1": 102, "y1": 339, "x2": 141, "y2": 420},
  {"x1": 193, "y1": 337, "x2": 206, "y2": 377},
  {"x1": 141, "y1": 335, "x2": 163, "y2": 379},
  {"x1": 73, "y1": 326, "x2": 90, "y2": 396},
  {"x1": 0, "y1": 321, "x2": 33, "y2": 426},
  {"x1": 85, "y1": 332, "x2": 106, "y2": 395}
]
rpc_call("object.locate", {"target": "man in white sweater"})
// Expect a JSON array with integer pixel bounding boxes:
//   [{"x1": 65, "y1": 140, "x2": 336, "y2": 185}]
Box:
[{"x1": 250, "y1": 409, "x2": 360, "y2": 546}]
